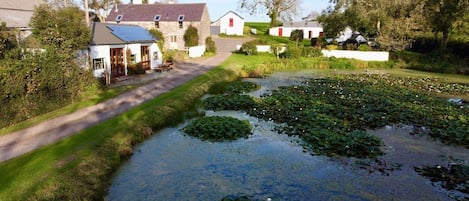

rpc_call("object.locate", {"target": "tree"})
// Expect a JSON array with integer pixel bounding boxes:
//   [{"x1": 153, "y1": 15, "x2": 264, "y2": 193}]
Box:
[
  {"x1": 87, "y1": 0, "x2": 121, "y2": 22},
  {"x1": 423, "y1": 0, "x2": 469, "y2": 50},
  {"x1": 149, "y1": 29, "x2": 165, "y2": 51},
  {"x1": 238, "y1": 0, "x2": 300, "y2": 27},
  {"x1": 30, "y1": 4, "x2": 91, "y2": 54},
  {"x1": 290, "y1": 29, "x2": 304, "y2": 47},
  {"x1": 183, "y1": 25, "x2": 199, "y2": 47}
]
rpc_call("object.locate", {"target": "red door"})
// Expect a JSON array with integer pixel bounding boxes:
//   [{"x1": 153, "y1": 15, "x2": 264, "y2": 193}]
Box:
[
  {"x1": 279, "y1": 28, "x2": 283, "y2": 37},
  {"x1": 110, "y1": 48, "x2": 125, "y2": 77}
]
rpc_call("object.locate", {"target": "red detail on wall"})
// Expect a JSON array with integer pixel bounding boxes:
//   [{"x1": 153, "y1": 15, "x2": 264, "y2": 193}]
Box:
[
  {"x1": 229, "y1": 18, "x2": 233, "y2": 27},
  {"x1": 279, "y1": 28, "x2": 283, "y2": 37}
]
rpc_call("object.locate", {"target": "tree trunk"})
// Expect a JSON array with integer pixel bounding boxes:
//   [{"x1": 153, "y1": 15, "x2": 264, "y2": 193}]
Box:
[
  {"x1": 441, "y1": 31, "x2": 449, "y2": 51},
  {"x1": 270, "y1": 10, "x2": 278, "y2": 27}
]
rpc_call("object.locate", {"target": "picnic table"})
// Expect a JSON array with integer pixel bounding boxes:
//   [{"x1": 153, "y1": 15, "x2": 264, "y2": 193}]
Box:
[{"x1": 155, "y1": 61, "x2": 174, "y2": 72}]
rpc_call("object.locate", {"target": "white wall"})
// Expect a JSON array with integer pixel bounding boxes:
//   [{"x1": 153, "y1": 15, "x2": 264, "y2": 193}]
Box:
[
  {"x1": 90, "y1": 45, "x2": 111, "y2": 77},
  {"x1": 189, "y1": 45, "x2": 206, "y2": 58},
  {"x1": 269, "y1": 27, "x2": 323, "y2": 39},
  {"x1": 149, "y1": 43, "x2": 163, "y2": 69},
  {"x1": 321, "y1": 50, "x2": 389, "y2": 61},
  {"x1": 219, "y1": 12, "x2": 244, "y2": 36}
]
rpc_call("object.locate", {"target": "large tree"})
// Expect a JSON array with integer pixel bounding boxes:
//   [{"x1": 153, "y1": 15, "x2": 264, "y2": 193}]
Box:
[
  {"x1": 238, "y1": 0, "x2": 301, "y2": 27},
  {"x1": 423, "y1": 0, "x2": 469, "y2": 50},
  {"x1": 87, "y1": 0, "x2": 121, "y2": 22}
]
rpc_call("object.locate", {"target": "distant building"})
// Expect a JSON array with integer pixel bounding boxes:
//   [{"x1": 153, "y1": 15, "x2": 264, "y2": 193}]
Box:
[
  {"x1": 269, "y1": 21, "x2": 323, "y2": 39},
  {"x1": 0, "y1": 0, "x2": 44, "y2": 40},
  {"x1": 211, "y1": 11, "x2": 244, "y2": 36},
  {"x1": 106, "y1": 3, "x2": 211, "y2": 50},
  {"x1": 90, "y1": 22, "x2": 162, "y2": 78}
]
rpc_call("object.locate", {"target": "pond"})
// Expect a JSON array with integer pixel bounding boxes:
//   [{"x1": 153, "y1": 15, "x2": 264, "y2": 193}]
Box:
[{"x1": 107, "y1": 72, "x2": 468, "y2": 201}]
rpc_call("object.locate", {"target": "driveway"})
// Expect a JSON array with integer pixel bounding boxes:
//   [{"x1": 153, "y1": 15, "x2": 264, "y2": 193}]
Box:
[{"x1": 0, "y1": 37, "x2": 251, "y2": 162}]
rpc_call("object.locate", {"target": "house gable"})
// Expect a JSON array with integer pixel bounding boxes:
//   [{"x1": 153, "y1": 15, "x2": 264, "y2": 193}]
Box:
[{"x1": 211, "y1": 11, "x2": 244, "y2": 36}]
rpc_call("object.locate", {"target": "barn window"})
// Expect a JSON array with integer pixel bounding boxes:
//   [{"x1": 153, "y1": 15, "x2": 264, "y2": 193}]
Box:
[{"x1": 229, "y1": 18, "x2": 234, "y2": 27}]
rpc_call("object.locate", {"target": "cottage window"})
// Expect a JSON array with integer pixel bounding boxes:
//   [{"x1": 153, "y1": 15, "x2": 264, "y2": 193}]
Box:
[
  {"x1": 116, "y1": 15, "x2": 123, "y2": 23},
  {"x1": 154, "y1": 15, "x2": 161, "y2": 28},
  {"x1": 130, "y1": 54, "x2": 136, "y2": 64},
  {"x1": 229, "y1": 18, "x2": 234, "y2": 27},
  {"x1": 92, "y1": 58, "x2": 104, "y2": 70},
  {"x1": 155, "y1": 21, "x2": 160, "y2": 29},
  {"x1": 170, "y1": 35, "x2": 177, "y2": 43},
  {"x1": 178, "y1": 15, "x2": 184, "y2": 29}
]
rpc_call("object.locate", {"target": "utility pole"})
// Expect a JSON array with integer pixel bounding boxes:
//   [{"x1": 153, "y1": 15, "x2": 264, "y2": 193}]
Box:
[{"x1": 84, "y1": 0, "x2": 90, "y2": 26}]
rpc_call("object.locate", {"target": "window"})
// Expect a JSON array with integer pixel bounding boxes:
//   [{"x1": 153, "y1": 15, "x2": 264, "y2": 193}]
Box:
[
  {"x1": 116, "y1": 15, "x2": 123, "y2": 22},
  {"x1": 229, "y1": 18, "x2": 234, "y2": 27},
  {"x1": 170, "y1": 35, "x2": 177, "y2": 43},
  {"x1": 130, "y1": 54, "x2": 136, "y2": 64},
  {"x1": 154, "y1": 14, "x2": 161, "y2": 28},
  {"x1": 178, "y1": 15, "x2": 184, "y2": 29},
  {"x1": 92, "y1": 58, "x2": 104, "y2": 70}
]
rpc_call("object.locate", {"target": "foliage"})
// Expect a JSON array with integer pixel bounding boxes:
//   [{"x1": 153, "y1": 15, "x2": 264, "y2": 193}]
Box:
[
  {"x1": 415, "y1": 163, "x2": 469, "y2": 195},
  {"x1": 183, "y1": 25, "x2": 199, "y2": 47},
  {"x1": 239, "y1": 0, "x2": 299, "y2": 27},
  {"x1": 205, "y1": 36, "x2": 217, "y2": 53},
  {"x1": 357, "y1": 44, "x2": 372, "y2": 51},
  {"x1": 208, "y1": 81, "x2": 260, "y2": 95},
  {"x1": 302, "y1": 47, "x2": 322, "y2": 57},
  {"x1": 127, "y1": 62, "x2": 146, "y2": 75},
  {"x1": 204, "y1": 94, "x2": 258, "y2": 111},
  {"x1": 280, "y1": 45, "x2": 302, "y2": 59},
  {"x1": 30, "y1": 5, "x2": 90, "y2": 53},
  {"x1": 289, "y1": 29, "x2": 304, "y2": 47},
  {"x1": 0, "y1": 22, "x2": 16, "y2": 59},
  {"x1": 207, "y1": 73, "x2": 469, "y2": 158},
  {"x1": 182, "y1": 116, "x2": 252, "y2": 142},
  {"x1": 149, "y1": 28, "x2": 165, "y2": 52},
  {"x1": 240, "y1": 40, "x2": 258, "y2": 55}
]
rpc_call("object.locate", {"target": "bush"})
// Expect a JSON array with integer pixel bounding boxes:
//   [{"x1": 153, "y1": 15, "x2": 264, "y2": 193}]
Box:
[
  {"x1": 240, "y1": 41, "x2": 258, "y2": 55},
  {"x1": 357, "y1": 44, "x2": 372, "y2": 51},
  {"x1": 205, "y1": 36, "x2": 216, "y2": 53},
  {"x1": 303, "y1": 47, "x2": 322, "y2": 57},
  {"x1": 127, "y1": 62, "x2": 146, "y2": 75},
  {"x1": 280, "y1": 45, "x2": 302, "y2": 59},
  {"x1": 182, "y1": 116, "x2": 252, "y2": 142},
  {"x1": 183, "y1": 25, "x2": 199, "y2": 47}
]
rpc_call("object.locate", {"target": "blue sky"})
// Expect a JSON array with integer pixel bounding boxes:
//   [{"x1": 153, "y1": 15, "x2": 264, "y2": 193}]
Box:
[{"x1": 75, "y1": 0, "x2": 331, "y2": 22}]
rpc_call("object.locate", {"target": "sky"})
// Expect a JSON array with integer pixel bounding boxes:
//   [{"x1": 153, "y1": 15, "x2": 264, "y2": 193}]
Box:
[{"x1": 74, "y1": 0, "x2": 331, "y2": 22}]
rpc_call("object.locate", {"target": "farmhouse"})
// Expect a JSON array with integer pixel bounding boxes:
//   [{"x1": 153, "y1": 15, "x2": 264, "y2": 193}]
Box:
[
  {"x1": 106, "y1": 3, "x2": 211, "y2": 50},
  {"x1": 90, "y1": 22, "x2": 162, "y2": 78},
  {"x1": 211, "y1": 11, "x2": 244, "y2": 36},
  {"x1": 269, "y1": 21, "x2": 323, "y2": 39}
]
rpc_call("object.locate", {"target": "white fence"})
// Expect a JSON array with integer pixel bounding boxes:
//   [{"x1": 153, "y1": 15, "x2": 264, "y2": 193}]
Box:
[
  {"x1": 321, "y1": 50, "x2": 389, "y2": 61},
  {"x1": 189, "y1": 45, "x2": 206, "y2": 58}
]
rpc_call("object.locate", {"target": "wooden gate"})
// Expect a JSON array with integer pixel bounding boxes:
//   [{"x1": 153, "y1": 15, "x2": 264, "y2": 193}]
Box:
[{"x1": 110, "y1": 48, "x2": 125, "y2": 77}]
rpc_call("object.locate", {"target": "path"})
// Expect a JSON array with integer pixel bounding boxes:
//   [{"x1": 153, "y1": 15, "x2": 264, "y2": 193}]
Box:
[{"x1": 0, "y1": 37, "x2": 250, "y2": 162}]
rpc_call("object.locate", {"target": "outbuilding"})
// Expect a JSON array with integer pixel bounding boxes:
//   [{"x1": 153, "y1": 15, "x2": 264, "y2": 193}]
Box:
[
  {"x1": 269, "y1": 21, "x2": 323, "y2": 39},
  {"x1": 210, "y1": 11, "x2": 244, "y2": 36},
  {"x1": 89, "y1": 22, "x2": 162, "y2": 78}
]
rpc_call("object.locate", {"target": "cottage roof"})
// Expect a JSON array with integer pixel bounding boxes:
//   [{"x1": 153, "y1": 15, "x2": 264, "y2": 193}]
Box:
[
  {"x1": 282, "y1": 21, "x2": 322, "y2": 28},
  {"x1": 106, "y1": 3, "x2": 206, "y2": 22},
  {"x1": 0, "y1": 0, "x2": 44, "y2": 28},
  {"x1": 91, "y1": 22, "x2": 157, "y2": 45}
]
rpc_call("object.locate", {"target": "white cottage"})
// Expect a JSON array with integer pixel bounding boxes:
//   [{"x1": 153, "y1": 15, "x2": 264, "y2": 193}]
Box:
[
  {"x1": 269, "y1": 21, "x2": 323, "y2": 39},
  {"x1": 210, "y1": 11, "x2": 244, "y2": 36},
  {"x1": 90, "y1": 22, "x2": 163, "y2": 78}
]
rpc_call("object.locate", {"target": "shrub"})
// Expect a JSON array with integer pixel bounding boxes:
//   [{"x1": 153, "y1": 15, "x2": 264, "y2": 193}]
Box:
[
  {"x1": 149, "y1": 29, "x2": 165, "y2": 52},
  {"x1": 289, "y1": 29, "x2": 304, "y2": 47},
  {"x1": 127, "y1": 62, "x2": 146, "y2": 75},
  {"x1": 182, "y1": 116, "x2": 252, "y2": 142},
  {"x1": 183, "y1": 25, "x2": 199, "y2": 47},
  {"x1": 302, "y1": 47, "x2": 322, "y2": 57},
  {"x1": 281, "y1": 45, "x2": 302, "y2": 59},
  {"x1": 205, "y1": 36, "x2": 216, "y2": 53},
  {"x1": 240, "y1": 41, "x2": 258, "y2": 55},
  {"x1": 357, "y1": 44, "x2": 372, "y2": 51}
]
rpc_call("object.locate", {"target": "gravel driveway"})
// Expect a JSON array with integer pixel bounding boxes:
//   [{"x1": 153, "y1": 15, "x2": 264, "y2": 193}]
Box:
[{"x1": 0, "y1": 37, "x2": 251, "y2": 162}]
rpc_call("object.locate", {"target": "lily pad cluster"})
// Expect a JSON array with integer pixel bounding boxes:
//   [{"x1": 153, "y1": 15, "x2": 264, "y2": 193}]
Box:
[
  {"x1": 203, "y1": 73, "x2": 468, "y2": 158},
  {"x1": 208, "y1": 81, "x2": 261, "y2": 95},
  {"x1": 415, "y1": 163, "x2": 469, "y2": 196},
  {"x1": 182, "y1": 116, "x2": 252, "y2": 142}
]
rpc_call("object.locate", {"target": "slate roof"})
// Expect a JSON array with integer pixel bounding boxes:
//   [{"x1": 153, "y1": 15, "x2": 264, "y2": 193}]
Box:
[
  {"x1": 106, "y1": 3, "x2": 206, "y2": 22},
  {"x1": 0, "y1": 0, "x2": 44, "y2": 27},
  {"x1": 91, "y1": 23, "x2": 157, "y2": 45},
  {"x1": 282, "y1": 21, "x2": 322, "y2": 28}
]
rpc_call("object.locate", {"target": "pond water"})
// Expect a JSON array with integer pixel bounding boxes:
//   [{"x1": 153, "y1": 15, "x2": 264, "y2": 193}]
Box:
[{"x1": 107, "y1": 72, "x2": 468, "y2": 201}]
